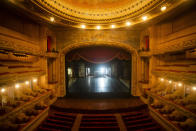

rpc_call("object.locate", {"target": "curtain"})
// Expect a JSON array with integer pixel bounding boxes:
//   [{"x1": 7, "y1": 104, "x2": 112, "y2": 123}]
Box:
[{"x1": 67, "y1": 47, "x2": 130, "y2": 64}]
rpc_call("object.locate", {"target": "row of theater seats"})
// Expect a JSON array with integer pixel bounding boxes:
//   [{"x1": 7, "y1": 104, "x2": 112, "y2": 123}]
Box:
[{"x1": 38, "y1": 111, "x2": 162, "y2": 131}]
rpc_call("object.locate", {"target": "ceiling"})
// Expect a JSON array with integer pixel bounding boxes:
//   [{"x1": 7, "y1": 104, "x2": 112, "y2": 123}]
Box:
[{"x1": 3, "y1": 0, "x2": 191, "y2": 29}]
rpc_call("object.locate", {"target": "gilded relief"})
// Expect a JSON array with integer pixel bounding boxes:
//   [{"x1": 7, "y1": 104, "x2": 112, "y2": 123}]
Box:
[{"x1": 56, "y1": 30, "x2": 140, "y2": 50}]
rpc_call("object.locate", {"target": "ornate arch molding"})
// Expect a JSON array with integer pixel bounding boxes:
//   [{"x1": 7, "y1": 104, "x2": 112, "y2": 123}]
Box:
[{"x1": 58, "y1": 41, "x2": 139, "y2": 97}]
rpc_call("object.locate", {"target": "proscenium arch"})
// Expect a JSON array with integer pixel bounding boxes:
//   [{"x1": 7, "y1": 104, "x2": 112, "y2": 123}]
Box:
[{"x1": 58, "y1": 41, "x2": 139, "y2": 97}]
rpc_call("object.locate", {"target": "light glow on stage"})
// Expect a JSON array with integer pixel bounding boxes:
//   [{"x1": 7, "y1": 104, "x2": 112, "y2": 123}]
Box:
[
  {"x1": 99, "y1": 67, "x2": 106, "y2": 74},
  {"x1": 97, "y1": 77, "x2": 106, "y2": 92}
]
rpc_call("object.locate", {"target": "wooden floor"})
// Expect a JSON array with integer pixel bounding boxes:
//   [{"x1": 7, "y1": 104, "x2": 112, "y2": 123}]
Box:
[
  {"x1": 68, "y1": 76, "x2": 129, "y2": 96},
  {"x1": 51, "y1": 96, "x2": 146, "y2": 113}
]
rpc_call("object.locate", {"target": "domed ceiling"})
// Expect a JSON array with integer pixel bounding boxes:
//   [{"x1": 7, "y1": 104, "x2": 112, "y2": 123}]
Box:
[
  {"x1": 7, "y1": 0, "x2": 186, "y2": 29},
  {"x1": 60, "y1": 0, "x2": 130, "y2": 9},
  {"x1": 33, "y1": 0, "x2": 162, "y2": 22}
]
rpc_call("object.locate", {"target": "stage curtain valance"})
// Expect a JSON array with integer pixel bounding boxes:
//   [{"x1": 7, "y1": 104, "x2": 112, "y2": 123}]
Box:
[{"x1": 67, "y1": 47, "x2": 130, "y2": 64}]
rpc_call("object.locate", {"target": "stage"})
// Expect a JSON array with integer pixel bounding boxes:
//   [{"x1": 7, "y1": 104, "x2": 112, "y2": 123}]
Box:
[
  {"x1": 51, "y1": 96, "x2": 146, "y2": 113},
  {"x1": 68, "y1": 76, "x2": 130, "y2": 97}
]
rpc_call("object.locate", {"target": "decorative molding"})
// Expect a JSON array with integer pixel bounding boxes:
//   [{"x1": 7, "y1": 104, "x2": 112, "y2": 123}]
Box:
[
  {"x1": 44, "y1": 52, "x2": 59, "y2": 58},
  {"x1": 32, "y1": 0, "x2": 163, "y2": 23},
  {"x1": 151, "y1": 69, "x2": 196, "y2": 84},
  {"x1": 139, "y1": 51, "x2": 152, "y2": 57},
  {"x1": 0, "y1": 26, "x2": 43, "y2": 56},
  {"x1": 153, "y1": 34, "x2": 196, "y2": 55},
  {"x1": 7, "y1": 0, "x2": 187, "y2": 29}
]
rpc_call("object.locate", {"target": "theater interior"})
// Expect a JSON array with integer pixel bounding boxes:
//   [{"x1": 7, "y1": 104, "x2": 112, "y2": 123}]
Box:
[{"x1": 0, "y1": 0, "x2": 196, "y2": 131}]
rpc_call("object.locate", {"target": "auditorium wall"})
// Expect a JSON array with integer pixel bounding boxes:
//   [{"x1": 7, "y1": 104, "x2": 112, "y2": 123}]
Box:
[
  {"x1": 139, "y1": 7, "x2": 196, "y2": 91},
  {"x1": 0, "y1": 7, "x2": 57, "y2": 90},
  {"x1": 55, "y1": 29, "x2": 141, "y2": 50}
]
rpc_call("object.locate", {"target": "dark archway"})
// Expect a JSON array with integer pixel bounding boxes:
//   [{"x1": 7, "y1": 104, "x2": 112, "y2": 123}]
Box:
[
  {"x1": 65, "y1": 46, "x2": 132, "y2": 97},
  {"x1": 58, "y1": 41, "x2": 138, "y2": 97}
]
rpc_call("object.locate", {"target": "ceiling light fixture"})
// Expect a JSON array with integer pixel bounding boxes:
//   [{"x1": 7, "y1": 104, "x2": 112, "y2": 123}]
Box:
[
  {"x1": 142, "y1": 16, "x2": 148, "y2": 21},
  {"x1": 33, "y1": 78, "x2": 37, "y2": 83},
  {"x1": 178, "y1": 83, "x2": 182, "y2": 87},
  {"x1": 15, "y1": 84, "x2": 20, "y2": 89},
  {"x1": 161, "y1": 6, "x2": 167, "y2": 11},
  {"x1": 111, "y1": 25, "x2": 115, "y2": 28},
  {"x1": 25, "y1": 81, "x2": 29, "y2": 85},
  {"x1": 1, "y1": 88, "x2": 5, "y2": 93},
  {"x1": 160, "y1": 78, "x2": 164, "y2": 82},
  {"x1": 50, "y1": 17, "x2": 55, "y2": 22},
  {"x1": 96, "y1": 25, "x2": 101, "y2": 30},
  {"x1": 81, "y1": 25, "x2": 86, "y2": 29},
  {"x1": 193, "y1": 87, "x2": 196, "y2": 91},
  {"x1": 168, "y1": 80, "x2": 172, "y2": 84},
  {"x1": 126, "y1": 22, "x2": 131, "y2": 26}
]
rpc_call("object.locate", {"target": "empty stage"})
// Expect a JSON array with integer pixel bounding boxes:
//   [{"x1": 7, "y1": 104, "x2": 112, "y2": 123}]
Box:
[{"x1": 68, "y1": 76, "x2": 130, "y2": 98}]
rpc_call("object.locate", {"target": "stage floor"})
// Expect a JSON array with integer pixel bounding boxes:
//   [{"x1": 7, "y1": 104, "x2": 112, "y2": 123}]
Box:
[
  {"x1": 51, "y1": 96, "x2": 146, "y2": 113},
  {"x1": 68, "y1": 76, "x2": 129, "y2": 95}
]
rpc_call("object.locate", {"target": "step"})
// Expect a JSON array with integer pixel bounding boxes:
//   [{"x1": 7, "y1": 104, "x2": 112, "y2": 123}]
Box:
[
  {"x1": 82, "y1": 118, "x2": 117, "y2": 122},
  {"x1": 135, "y1": 126, "x2": 161, "y2": 131},
  {"x1": 54, "y1": 112, "x2": 76, "y2": 119},
  {"x1": 38, "y1": 126, "x2": 61, "y2": 131},
  {"x1": 122, "y1": 112, "x2": 143, "y2": 116},
  {"x1": 81, "y1": 121, "x2": 118, "y2": 124},
  {"x1": 42, "y1": 122, "x2": 71, "y2": 129},
  {"x1": 123, "y1": 114, "x2": 149, "y2": 120},
  {"x1": 80, "y1": 123, "x2": 118, "y2": 127},
  {"x1": 125, "y1": 118, "x2": 152, "y2": 124},
  {"x1": 79, "y1": 127, "x2": 120, "y2": 131},
  {"x1": 126, "y1": 122, "x2": 157, "y2": 130},
  {"x1": 46, "y1": 118, "x2": 73, "y2": 125},
  {"x1": 48, "y1": 115, "x2": 75, "y2": 121}
]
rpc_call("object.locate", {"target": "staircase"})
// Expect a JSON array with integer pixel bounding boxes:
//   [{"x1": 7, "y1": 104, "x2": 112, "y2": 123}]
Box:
[
  {"x1": 79, "y1": 114, "x2": 119, "y2": 131},
  {"x1": 122, "y1": 112, "x2": 162, "y2": 131},
  {"x1": 38, "y1": 112, "x2": 76, "y2": 131},
  {"x1": 38, "y1": 111, "x2": 163, "y2": 131}
]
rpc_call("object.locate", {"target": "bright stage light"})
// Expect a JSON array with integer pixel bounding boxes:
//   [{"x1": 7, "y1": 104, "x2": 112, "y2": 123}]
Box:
[{"x1": 100, "y1": 67, "x2": 105, "y2": 74}]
